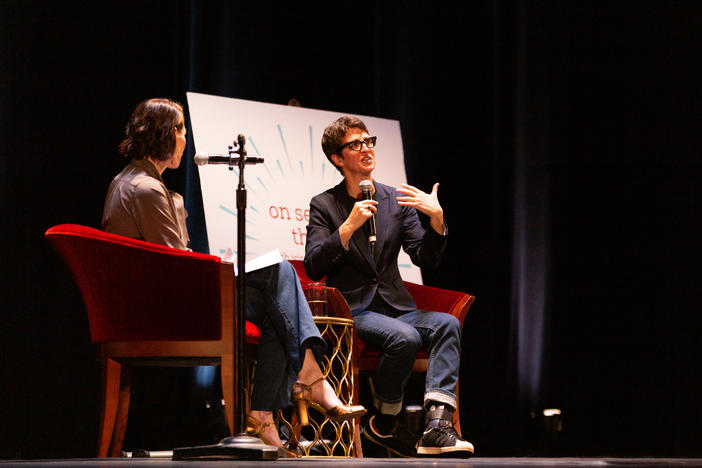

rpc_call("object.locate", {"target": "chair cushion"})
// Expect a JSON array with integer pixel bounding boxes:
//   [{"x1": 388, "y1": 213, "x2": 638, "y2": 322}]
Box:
[{"x1": 246, "y1": 321, "x2": 261, "y2": 344}]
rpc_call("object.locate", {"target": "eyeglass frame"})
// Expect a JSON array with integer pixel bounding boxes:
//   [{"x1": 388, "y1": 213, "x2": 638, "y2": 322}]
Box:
[{"x1": 335, "y1": 136, "x2": 377, "y2": 155}]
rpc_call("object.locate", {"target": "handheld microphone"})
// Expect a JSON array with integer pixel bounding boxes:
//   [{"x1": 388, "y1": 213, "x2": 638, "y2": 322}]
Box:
[
  {"x1": 359, "y1": 180, "x2": 376, "y2": 252},
  {"x1": 194, "y1": 152, "x2": 264, "y2": 166}
]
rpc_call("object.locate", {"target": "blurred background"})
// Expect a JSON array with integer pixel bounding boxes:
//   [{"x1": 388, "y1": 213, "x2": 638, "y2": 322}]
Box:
[{"x1": 1, "y1": 0, "x2": 700, "y2": 459}]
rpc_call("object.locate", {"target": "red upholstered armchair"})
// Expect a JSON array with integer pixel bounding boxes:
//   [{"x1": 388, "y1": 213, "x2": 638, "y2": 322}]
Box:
[
  {"x1": 45, "y1": 224, "x2": 261, "y2": 457},
  {"x1": 289, "y1": 260, "x2": 474, "y2": 435}
]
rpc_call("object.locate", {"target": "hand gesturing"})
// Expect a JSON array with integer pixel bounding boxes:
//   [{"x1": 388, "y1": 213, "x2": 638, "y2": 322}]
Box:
[
  {"x1": 396, "y1": 183, "x2": 445, "y2": 234},
  {"x1": 396, "y1": 183, "x2": 442, "y2": 217}
]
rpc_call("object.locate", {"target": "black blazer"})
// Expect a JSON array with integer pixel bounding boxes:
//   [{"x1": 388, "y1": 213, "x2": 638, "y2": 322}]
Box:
[{"x1": 304, "y1": 180, "x2": 447, "y2": 315}]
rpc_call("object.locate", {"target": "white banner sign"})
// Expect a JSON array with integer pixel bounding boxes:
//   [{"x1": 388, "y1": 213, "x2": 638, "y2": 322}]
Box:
[{"x1": 186, "y1": 92, "x2": 422, "y2": 283}]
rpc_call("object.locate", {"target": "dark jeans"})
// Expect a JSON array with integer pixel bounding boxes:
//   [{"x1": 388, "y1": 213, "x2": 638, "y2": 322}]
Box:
[
  {"x1": 353, "y1": 309, "x2": 461, "y2": 415},
  {"x1": 245, "y1": 260, "x2": 325, "y2": 410}
]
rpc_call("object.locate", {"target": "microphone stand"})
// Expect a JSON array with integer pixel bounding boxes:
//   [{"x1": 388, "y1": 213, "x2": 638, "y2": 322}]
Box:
[{"x1": 174, "y1": 135, "x2": 279, "y2": 461}]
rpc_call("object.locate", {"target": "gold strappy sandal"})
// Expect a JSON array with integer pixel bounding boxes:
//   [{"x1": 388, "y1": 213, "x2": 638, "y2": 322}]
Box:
[
  {"x1": 245, "y1": 415, "x2": 300, "y2": 458},
  {"x1": 291, "y1": 377, "x2": 366, "y2": 426}
]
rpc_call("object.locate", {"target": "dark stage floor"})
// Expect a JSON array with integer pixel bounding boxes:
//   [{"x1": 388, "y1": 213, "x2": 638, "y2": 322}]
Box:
[{"x1": 2, "y1": 458, "x2": 702, "y2": 468}]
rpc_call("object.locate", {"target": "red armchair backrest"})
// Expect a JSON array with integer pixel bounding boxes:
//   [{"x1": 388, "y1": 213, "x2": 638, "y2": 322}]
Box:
[
  {"x1": 403, "y1": 281, "x2": 474, "y2": 324},
  {"x1": 288, "y1": 260, "x2": 474, "y2": 322},
  {"x1": 45, "y1": 224, "x2": 223, "y2": 343},
  {"x1": 290, "y1": 259, "x2": 317, "y2": 286}
]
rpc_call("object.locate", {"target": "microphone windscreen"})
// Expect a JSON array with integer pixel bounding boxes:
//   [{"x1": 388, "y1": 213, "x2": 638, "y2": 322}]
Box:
[
  {"x1": 359, "y1": 179, "x2": 373, "y2": 195},
  {"x1": 194, "y1": 153, "x2": 208, "y2": 166}
]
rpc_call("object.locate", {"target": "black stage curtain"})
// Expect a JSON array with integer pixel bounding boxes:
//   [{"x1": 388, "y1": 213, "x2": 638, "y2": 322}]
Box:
[{"x1": 1, "y1": 0, "x2": 700, "y2": 459}]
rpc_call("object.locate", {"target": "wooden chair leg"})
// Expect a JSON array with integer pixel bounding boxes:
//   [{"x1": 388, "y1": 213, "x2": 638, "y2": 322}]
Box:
[
  {"x1": 220, "y1": 355, "x2": 235, "y2": 435},
  {"x1": 352, "y1": 418, "x2": 363, "y2": 457},
  {"x1": 108, "y1": 365, "x2": 131, "y2": 457},
  {"x1": 352, "y1": 360, "x2": 363, "y2": 457},
  {"x1": 98, "y1": 358, "x2": 121, "y2": 457}
]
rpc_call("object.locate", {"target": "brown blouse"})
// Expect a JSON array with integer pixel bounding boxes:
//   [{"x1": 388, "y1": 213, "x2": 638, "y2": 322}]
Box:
[{"x1": 102, "y1": 159, "x2": 190, "y2": 250}]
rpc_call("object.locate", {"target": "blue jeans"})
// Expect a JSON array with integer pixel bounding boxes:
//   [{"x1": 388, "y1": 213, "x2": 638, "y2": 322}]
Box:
[
  {"x1": 245, "y1": 260, "x2": 325, "y2": 411},
  {"x1": 353, "y1": 309, "x2": 461, "y2": 415}
]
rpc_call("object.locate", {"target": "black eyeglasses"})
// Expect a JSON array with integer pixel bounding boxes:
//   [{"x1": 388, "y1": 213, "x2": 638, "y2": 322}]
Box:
[{"x1": 336, "y1": 136, "x2": 377, "y2": 154}]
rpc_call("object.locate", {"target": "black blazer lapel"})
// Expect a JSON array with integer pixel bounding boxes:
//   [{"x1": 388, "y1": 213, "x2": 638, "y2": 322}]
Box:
[{"x1": 372, "y1": 183, "x2": 390, "y2": 261}]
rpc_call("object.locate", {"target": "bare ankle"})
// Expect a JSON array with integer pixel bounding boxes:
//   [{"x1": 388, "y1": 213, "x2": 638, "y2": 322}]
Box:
[{"x1": 249, "y1": 410, "x2": 274, "y2": 423}]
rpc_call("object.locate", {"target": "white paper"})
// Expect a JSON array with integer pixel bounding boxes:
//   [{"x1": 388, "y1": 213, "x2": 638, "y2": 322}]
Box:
[{"x1": 222, "y1": 248, "x2": 283, "y2": 275}]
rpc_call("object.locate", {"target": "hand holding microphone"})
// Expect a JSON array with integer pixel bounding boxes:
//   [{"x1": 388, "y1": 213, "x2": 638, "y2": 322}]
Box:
[
  {"x1": 338, "y1": 180, "x2": 377, "y2": 250},
  {"x1": 346, "y1": 198, "x2": 377, "y2": 232},
  {"x1": 359, "y1": 180, "x2": 377, "y2": 249}
]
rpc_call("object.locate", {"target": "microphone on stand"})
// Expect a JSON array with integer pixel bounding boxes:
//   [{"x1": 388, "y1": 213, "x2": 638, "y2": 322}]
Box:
[
  {"x1": 175, "y1": 134, "x2": 279, "y2": 460},
  {"x1": 359, "y1": 180, "x2": 376, "y2": 255},
  {"x1": 194, "y1": 153, "x2": 264, "y2": 166}
]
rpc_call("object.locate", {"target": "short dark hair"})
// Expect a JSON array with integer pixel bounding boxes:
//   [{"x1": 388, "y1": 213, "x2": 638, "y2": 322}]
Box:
[
  {"x1": 321, "y1": 116, "x2": 369, "y2": 174},
  {"x1": 119, "y1": 98, "x2": 184, "y2": 161}
]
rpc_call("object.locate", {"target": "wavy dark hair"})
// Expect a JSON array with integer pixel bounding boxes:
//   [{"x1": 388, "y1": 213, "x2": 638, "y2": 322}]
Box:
[
  {"x1": 321, "y1": 116, "x2": 369, "y2": 174},
  {"x1": 119, "y1": 98, "x2": 184, "y2": 161}
]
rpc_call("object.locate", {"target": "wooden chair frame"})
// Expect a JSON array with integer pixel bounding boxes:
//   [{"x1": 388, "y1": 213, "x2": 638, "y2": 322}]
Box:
[{"x1": 45, "y1": 225, "x2": 249, "y2": 457}]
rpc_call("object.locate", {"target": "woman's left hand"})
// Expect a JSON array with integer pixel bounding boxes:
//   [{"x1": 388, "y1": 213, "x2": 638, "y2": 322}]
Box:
[{"x1": 396, "y1": 183, "x2": 445, "y2": 233}]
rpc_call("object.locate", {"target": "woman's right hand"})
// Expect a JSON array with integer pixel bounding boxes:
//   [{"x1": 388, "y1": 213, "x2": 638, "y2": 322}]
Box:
[{"x1": 339, "y1": 199, "x2": 377, "y2": 248}]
